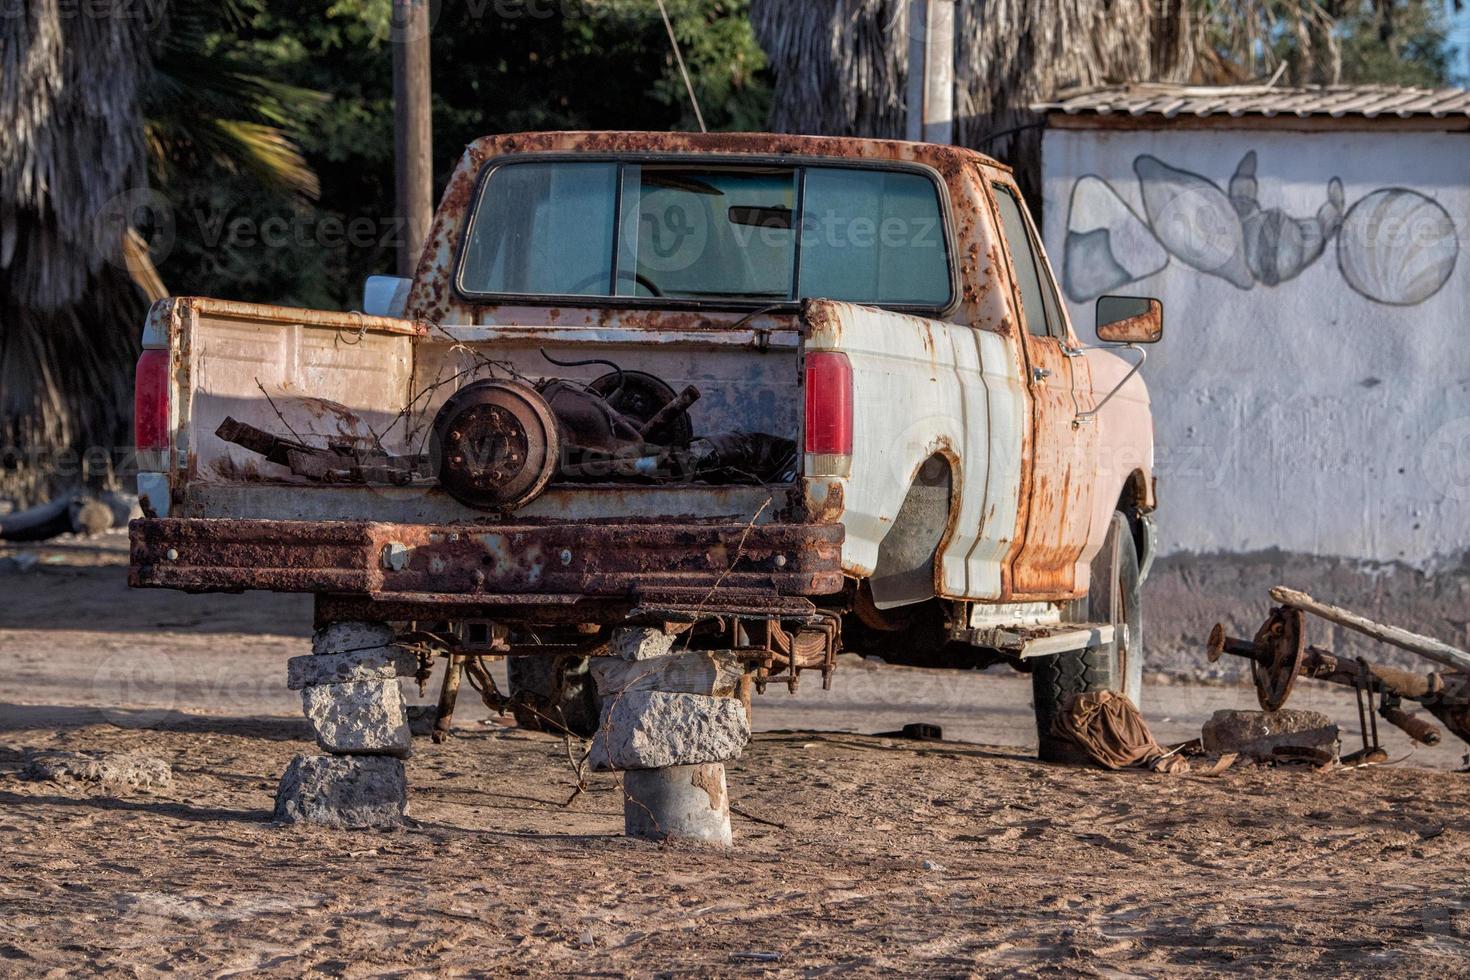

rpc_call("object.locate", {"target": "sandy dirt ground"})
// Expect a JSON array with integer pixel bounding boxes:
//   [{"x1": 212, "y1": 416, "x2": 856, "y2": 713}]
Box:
[{"x1": 3, "y1": 531, "x2": 1469, "y2": 976}]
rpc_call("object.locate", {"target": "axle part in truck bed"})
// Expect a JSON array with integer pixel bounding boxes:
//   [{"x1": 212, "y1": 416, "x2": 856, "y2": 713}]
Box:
[{"x1": 213, "y1": 361, "x2": 798, "y2": 511}]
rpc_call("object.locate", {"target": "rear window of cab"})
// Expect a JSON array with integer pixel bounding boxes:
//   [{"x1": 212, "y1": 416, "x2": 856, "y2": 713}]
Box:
[{"x1": 456, "y1": 158, "x2": 954, "y2": 311}]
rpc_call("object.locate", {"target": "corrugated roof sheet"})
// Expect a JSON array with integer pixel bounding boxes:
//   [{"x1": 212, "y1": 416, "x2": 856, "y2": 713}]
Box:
[{"x1": 1033, "y1": 83, "x2": 1470, "y2": 119}]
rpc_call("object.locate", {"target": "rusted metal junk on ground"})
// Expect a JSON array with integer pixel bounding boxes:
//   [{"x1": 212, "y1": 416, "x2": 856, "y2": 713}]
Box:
[{"x1": 1208, "y1": 585, "x2": 1470, "y2": 759}]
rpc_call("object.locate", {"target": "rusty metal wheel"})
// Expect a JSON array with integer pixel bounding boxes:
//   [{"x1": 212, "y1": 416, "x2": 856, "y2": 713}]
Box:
[
  {"x1": 430, "y1": 380, "x2": 559, "y2": 510},
  {"x1": 1251, "y1": 605, "x2": 1305, "y2": 711}
]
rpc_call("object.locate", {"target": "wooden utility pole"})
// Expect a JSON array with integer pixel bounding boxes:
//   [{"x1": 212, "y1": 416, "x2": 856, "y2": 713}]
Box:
[
  {"x1": 905, "y1": 0, "x2": 954, "y2": 145},
  {"x1": 392, "y1": 0, "x2": 433, "y2": 277}
]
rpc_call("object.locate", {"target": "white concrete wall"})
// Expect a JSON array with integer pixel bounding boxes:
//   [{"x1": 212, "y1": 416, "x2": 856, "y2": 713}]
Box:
[{"x1": 1041, "y1": 126, "x2": 1470, "y2": 564}]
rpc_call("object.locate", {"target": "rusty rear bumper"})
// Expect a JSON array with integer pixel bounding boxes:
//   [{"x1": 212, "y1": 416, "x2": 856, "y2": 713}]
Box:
[{"x1": 129, "y1": 518, "x2": 844, "y2": 602}]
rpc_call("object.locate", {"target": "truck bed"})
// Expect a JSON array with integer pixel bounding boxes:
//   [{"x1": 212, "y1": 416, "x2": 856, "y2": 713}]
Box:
[{"x1": 130, "y1": 296, "x2": 842, "y2": 618}]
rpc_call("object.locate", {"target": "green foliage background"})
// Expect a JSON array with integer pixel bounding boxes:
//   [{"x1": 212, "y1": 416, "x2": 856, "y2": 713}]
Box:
[
  {"x1": 154, "y1": 0, "x2": 1456, "y2": 312},
  {"x1": 1334, "y1": 0, "x2": 1455, "y2": 86},
  {"x1": 156, "y1": 0, "x2": 770, "y2": 311}
]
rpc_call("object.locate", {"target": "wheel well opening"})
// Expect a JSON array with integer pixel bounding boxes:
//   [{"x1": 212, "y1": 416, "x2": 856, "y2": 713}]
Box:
[
  {"x1": 868, "y1": 453, "x2": 954, "y2": 610},
  {"x1": 1117, "y1": 469, "x2": 1147, "y2": 514},
  {"x1": 1116, "y1": 469, "x2": 1149, "y2": 557}
]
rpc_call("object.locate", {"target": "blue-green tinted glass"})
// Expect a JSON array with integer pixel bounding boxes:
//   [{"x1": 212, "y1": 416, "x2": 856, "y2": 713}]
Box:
[
  {"x1": 798, "y1": 168, "x2": 950, "y2": 306},
  {"x1": 458, "y1": 161, "x2": 951, "y2": 308},
  {"x1": 616, "y1": 166, "x2": 798, "y2": 300},
  {"x1": 991, "y1": 184, "x2": 1055, "y2": 338},
  {"x1": 459, "y1": 162, "x2": 618, "y2": 295}
]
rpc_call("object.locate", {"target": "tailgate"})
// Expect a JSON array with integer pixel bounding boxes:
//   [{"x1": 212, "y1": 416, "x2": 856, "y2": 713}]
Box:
[{"x1": 141, "y1": 299, "x2": 804, "y2": 526}]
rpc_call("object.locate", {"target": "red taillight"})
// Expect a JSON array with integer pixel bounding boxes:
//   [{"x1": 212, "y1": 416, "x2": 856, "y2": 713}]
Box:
[
  {"x1": 804, "y1": 351, "x2": 852, "y2": 456},
  {"x1": 134, "y1": 349, "x2": 170, "y2": 452}
]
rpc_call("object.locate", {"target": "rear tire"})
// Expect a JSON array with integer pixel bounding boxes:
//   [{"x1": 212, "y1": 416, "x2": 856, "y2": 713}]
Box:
[
  {"x1": 1031, "y1": 512, "x2": 1144, "y2": 763},
  {"x1": 1032, "y1": 646, "x2": 1115, "y2": 764},
  {"x1": 507, "y1": 655, "x2": 601, "y2": 738}
]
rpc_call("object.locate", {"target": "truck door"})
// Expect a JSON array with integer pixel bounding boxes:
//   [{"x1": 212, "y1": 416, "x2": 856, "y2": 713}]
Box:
[{"x1": 988, "y1": 180, "x2": 1099, "y2": 598}]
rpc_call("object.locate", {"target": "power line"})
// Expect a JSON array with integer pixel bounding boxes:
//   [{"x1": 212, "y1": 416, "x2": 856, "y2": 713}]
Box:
[{"x1": 656, "y1": 0, "x2": 707, "y2": 133}]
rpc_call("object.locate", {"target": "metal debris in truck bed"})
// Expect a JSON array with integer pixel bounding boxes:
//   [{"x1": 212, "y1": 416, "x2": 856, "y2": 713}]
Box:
[
  {"x1": 215, "y1": 417, "x2": 433, "y2": 486},
  {"x1": 218, "y1": 372, "x2": 797, "y2": 500}
]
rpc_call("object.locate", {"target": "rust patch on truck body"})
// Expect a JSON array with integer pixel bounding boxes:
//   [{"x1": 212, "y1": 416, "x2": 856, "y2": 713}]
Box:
[
  {"x1": 977, "y1": 168, "x2": 1098, "y2": 602},
  {"x1": 130, "y1": 517, "x2": 844, "y2": 608}
]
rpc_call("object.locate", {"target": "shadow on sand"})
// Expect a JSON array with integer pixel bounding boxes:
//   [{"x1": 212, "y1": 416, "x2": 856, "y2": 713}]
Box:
[
  {"x1": 0, "y1": 702, "x2": 308, "y2": 740},
  {"x1": 0, "y1": 788, "x2": 268, "y2": 824}
]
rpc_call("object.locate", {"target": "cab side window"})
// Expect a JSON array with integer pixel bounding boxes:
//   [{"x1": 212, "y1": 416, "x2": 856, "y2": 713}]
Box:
[{"x1": 992, "y1": 184, "x2": 1063, "y2": 340}]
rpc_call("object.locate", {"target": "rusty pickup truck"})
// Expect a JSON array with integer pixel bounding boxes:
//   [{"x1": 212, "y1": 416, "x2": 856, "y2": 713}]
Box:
[{"x1": 129, "y1": 131, "x2": 1160, "y2": 754}]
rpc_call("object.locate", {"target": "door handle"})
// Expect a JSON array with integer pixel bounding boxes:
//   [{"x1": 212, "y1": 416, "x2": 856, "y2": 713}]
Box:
[{"x1": 1032, "y1": 366, "x2": 1051, "y2": 383}]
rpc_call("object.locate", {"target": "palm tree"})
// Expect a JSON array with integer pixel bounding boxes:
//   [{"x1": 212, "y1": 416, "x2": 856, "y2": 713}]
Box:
[
  {"x1": 0, "y1": 0, "x2": 321, "y2": 506},
  {"x1": 0, "y1": 3, "x2": 154, "y2": 506},
  {"x1": 145, "y1": 3, "x2": 323, "y2": 200},
  {"x1": 748, "y1": 0, "x2": 1447, "y2": 202},
  {"x1": 749, "y1": 0, "x2": 1191, "y2": 203}
]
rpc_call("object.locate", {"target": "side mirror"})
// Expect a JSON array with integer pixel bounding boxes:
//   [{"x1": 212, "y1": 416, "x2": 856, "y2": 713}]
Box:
[
  {"x1": 362, "y1": 275, "x2": 411, "y2": 318},
  {"x1": 1096, "y1": 295, "x2": 1163, "y2": 345},
  {"x1": 1075, "y1": 295, "x2": 1160, "y2": 426}
]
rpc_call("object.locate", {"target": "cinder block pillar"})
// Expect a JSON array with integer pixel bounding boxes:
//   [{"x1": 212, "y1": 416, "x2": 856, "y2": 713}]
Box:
[
  {"x1": 590, "y1": 628, "x2": 750, "y2": 845},
  {"x1": 274, "y1": 621, "x2": 412, "y2": 828},
  {"x1": 622, "y1": 763, "x2": 732, "y2": 845}
]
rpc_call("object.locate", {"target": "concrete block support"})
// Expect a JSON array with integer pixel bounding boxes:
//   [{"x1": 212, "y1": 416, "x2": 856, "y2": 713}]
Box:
[
  {"x1": 301, "y1": 680, "x2": 412, "y2": 757},
  {"x1": 274, "y1": 754, "x2": 407, "y2": 828},
  {"x1": 591, "y1": 650, "x2": 743, "y2": 698},
  {"x1": 286, "y1": 647, "x2": 409, "y2": 690},
  {"x1": 622, "y1": 763, "x2": 732, "y2": 845},
  {"x1": 277, "y1": 620, "x2": 414, "y2": 828},
  {"x1": 609, "y1": 626, "x2": 678, "y2": 661},
  {"x1": 589, "y1": 690, "x2": 749, "y2": 771},
  {"x1": 312, "y1": 620, "x2": 396, "y2": 655},
  {"x1": 594, "y1": 633, "x2": 749, "y2": 845}
]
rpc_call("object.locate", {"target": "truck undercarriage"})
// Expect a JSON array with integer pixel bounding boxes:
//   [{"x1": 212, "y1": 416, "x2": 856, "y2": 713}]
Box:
[{"x1": 130, "y1": 513, "x2": 849, "y2": 683}]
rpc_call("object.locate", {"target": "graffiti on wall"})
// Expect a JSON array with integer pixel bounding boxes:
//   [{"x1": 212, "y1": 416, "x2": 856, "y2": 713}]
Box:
[{"x1": 1063, "y1": 151, "x2": 1460, "y2": 307}]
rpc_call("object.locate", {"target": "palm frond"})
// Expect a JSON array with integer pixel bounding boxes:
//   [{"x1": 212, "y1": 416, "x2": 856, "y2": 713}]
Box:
[
  {"x1": 145, "y1": 2, "x2": 328, "y2": 199},
  {"x1": 0, "y1": 0, "x2": 328, "y2": 504}
]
